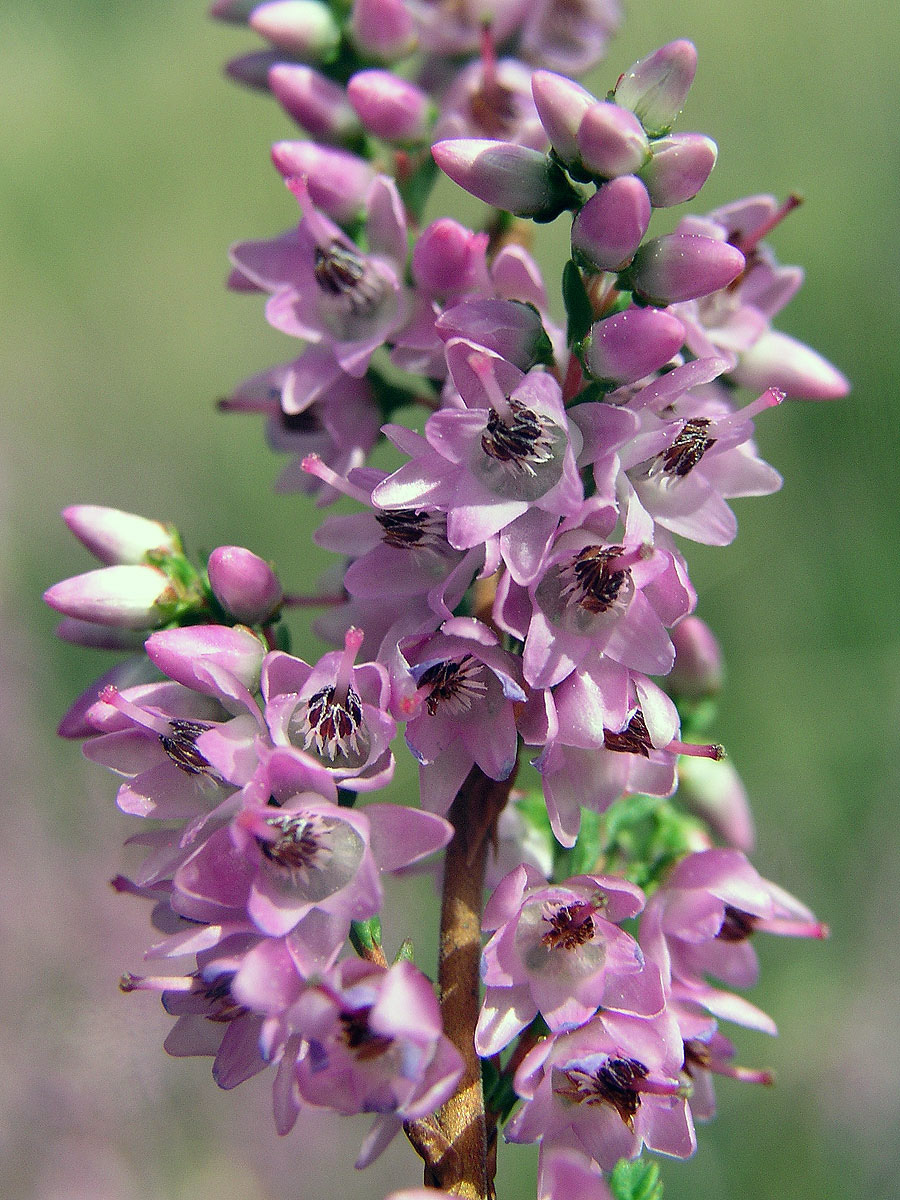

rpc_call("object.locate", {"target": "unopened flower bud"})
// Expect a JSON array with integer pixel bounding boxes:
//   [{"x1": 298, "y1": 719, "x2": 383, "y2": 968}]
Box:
[
  {"x1": 249, "y1": 1, "x2": 340, "y2": 60},
  {"x1": 268, "y1": 64, "x2": 361, "y2": 142},
  {"x1": 271, "y1": 141, "x2": 374, "y2": 224},
  {"x1": 413, "y1": 219, "x2": 488, "y2": 295},
  {"x1": 350, "y1": 0, "x2": 417, "y2": 61},
  {"x1": 729, "y1": 328, "x2": 850, "y2": 400},
  {"x1": 208, "y1": 545, "x2": 283, "y2": 624},
  {"x1": 432, "y1": 139, "x2": 577, "y2": 219},
  {"x1": 44, "y1": 565, "x2": 176, "y2": 630},
  {"x1": 669, "y1": 615, "x2": 723, "y2": 698},
  {"x1": 62, "y1": 505, "x2": 181, "y2": 565},
  {"x1": 639, "y1": 132, "x2": 717, "y2": 207},
  {"x1": 145, "y1": 625, "x2": 266, "y2": 695},
  {"x1": 347, "y1": 70, "x2": 430, "y2": 143},
  {"x1": 583, "y1": 306, "x2": 685, "y2": 382},
  {"x1": 55, "y1": 618, "x2": 147, "y2": 651},
  {"x1": 530, "y1": 70, "x2": 595, "y2": 165},
  {"x1": 677, "y1": 754, "x2": 755, "y2": 852},
  {"x1": 625, "y1": 233, "x2": 745, "y2": 305},
  {"x1": 575, "y1": 101, "x2": 650, "y2": 179},
  {"x1": 614, "y1": 39, "x2": 698, "y2": 137},
  {"x1": 571, "y1": 175, "x2": 651, "y2": 271},
  {"x1": 209, "y1": 0, "x2": 257, "y2": 23},
  {"x1": 225, "y1": 49, "x2": 285, "y2": 91}
]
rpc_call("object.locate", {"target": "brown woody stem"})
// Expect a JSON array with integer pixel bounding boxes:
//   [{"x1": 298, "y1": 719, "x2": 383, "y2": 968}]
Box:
[{"x1": 409, "y1": 764, "x2": 516, "y2": 1199}]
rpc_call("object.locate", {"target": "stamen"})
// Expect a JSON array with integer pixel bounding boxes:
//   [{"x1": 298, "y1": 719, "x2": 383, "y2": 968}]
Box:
[
  {"x1": 99, "y1": 686, "x2": 219, "y2": 778},
  {"x1": 481, "y1": 400, "x2": 558, "y2": 477},
  {"x1": 541, "y1": 902, "x2": 596, "y2": 950},
  {"x1": 555, "y1": 1057, "x2": 650, "y2": 1128},
  {"x1": 603, "y1": 710, "x2": 653, "y2": 756},
  {"x1": 313, "y1": 241, "x2": 387, "y2": 316},
  {"x1": 716, "y1": 905, "x2": 757, "y2": 942},
  {"x1": 683, "y1": 1039, "x2": 774, "y2": 1086},
  {"x1": 254, "y1": 812, "x2": 330, "y2": 882},
  {"x1": 658, "y1": 418, "x2": 717, "y2": 479},
  {"x1": 339, "y1": 1006, "x2": 393, "y2": 1061},
  {"x1": 291, "y1": 682, "x2": 369, "y2": 764},
  {"x1": 416, "y1": 655, "x2": 488, "y2": 717},
  {"x1": 375, "y1": 509, "x2": 447, "y2": 551},
  {"x1": 559, "y1": 544, "x2": 633, "y2": 614}
]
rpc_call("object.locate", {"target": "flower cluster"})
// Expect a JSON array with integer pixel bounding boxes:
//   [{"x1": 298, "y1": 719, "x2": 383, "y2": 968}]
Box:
[{"x1": 45, "y1": 10, "x2": 844, "y2": 1200}]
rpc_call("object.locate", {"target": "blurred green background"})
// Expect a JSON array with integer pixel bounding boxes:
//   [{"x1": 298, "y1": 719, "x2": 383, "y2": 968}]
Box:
[{"x1": 2, "y1": 1, "x2": 898, "y2": 1197}]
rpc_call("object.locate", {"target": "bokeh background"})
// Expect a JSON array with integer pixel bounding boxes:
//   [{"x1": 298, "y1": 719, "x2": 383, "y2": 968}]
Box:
[{"x1": 2, "y1": 1, "x2": 898, "y2": 1197}]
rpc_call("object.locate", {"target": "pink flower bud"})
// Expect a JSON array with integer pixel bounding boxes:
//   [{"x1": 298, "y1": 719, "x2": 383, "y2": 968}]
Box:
[
  {"x1": 412, "y1": 219, "x2": 488, "y2": 295},
  {"x1": 249, "y1": 1, "x2": 340, "y2": 59},
  {"x1": 350, "y1": 0, "x2": 416, "y2": 61},
  {"x1": 271, "y1": 141, "x2": 374, "y2": 224},
  {"x1": 584, "y1": 306, "x2": 685, "y2": 382},
  {"x1": 268, "y1": 64, "x2": 360, "y2": 141},
  {"x1": 225, "y1": 49, "x2": 284, "y2": 91},
  {"x1": 530, "y1": 70, "x2": 595, "y2": 165},
  {"x1": 678, "y1": 754, "x2": 755, "y2": 852},
  {"x1": 347, "y1": 70, "x2": 430, "y2": 143},
  {"x1": 614, "y1": 39, "x2": 698, "y2": 137},
  {"x1": 44, "y1": 565, "x2": 176, "y2": 629},
  {"x1": 145, "y1": 625, "x2": 266, "y2": 695},
  {"x1": 668, "y1": 616, "x2": 723, "y2": 697},
  {"x1": 571, "y1": 175, "x2": 651, "y2": 271},
  {"x1": 62, "y1": 505, "x2": 181, "y2": 565},
  {"x1": 432, "y1": 139, "x2": 575, "y2": 218},
  {"x1": 209, "y1": 0, "x2": 257, "y2": 23},
  {"x1": 729, "y1": 328, "x2": 850, "y2": 400},
  {"x1": 627, "y1": 234, "x2": 745, "y2": 305},
  {"x1": 639, "y1": 132, "x2": 717, "y2": 207},
  {"x1": 208, "y1": 545, "x2": 283, "y2": 624},
  {"x1": 575, "y1": 101, "x2": 650, "y2": 179},
  {"x1": 55, "y1": 618, "x2": 146, "y2": 651}
]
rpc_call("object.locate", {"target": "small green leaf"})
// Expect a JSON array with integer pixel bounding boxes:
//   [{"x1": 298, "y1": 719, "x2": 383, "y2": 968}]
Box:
[
  {"x1": 394, "y1": 938, "x2": 415, "y2": 963},
  {"x1": 562, "y1": 259, "x2": 594, "y2": 347},
  {"x1": 349, "y1": 916, "x2": 382, "y2": 958},
  {"x1": 609, "y1": 1157, "x2": 663, "y2": 1200}
]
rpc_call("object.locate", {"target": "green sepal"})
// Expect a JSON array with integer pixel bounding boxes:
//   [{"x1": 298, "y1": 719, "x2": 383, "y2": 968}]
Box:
[
  {"x1": 349, "y1": 916, "x2": 383, "y2": 958},
  {"x1": 367, "y1": 354, "x2": 439, "y2": 422},
  {"x1": 563, "y1": 259, "x2": 594, "y2": 348},
  {"x1": 599, "y1": 794, "x2": 706, "y2": 893},
  {"x1": 271, "y1": 621, "x2": 292, "y2": 654},
  {"x1": 609, "y1": 1157, "x2": 663, "y2": 1200},
  {"x1": 394, "y1": 938, "x2": 415, "y2": 963}
]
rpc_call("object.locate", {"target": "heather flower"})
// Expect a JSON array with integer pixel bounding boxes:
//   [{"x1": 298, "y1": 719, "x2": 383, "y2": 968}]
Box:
[
  {"x1": 622, "y1": 385, "x2": 784, "y2": 546},
  {"x1": 270, "y1": 140, "x2": 375, "y2": 226},
  {"x1": 269, "y1": 64, "x2": 362, "y2": 142},
  {"x1": 174, "y1": 787, "x2": 450, "y2": 941},
  {"x1": 638, "y1": 133, "x2": 718, "y2": 208},
  {"x1": 641, "y1": 848, "x2": 828, "y2": 1033},
  {"x1": 672, "y1": 195, "x2": 849, "y2": 398},
  {"x1": 229, "y1": 175, "x2": 408, "y2": 377},
  {"x1": 249, "y1": 1, "x2": 341, "y2": 59},
  {"x1": 520, "y1": 0, "x2": 620, "y2": 76},
  {"x1": 476, "y1": 864, "x2": 664, "y2": 1054},
  {"x1": 624, "y1": 234, "x2": 745, "y2": 306},
  {"x1": 82, "y1": 680, "x2": 235, "y2": 821},
  {"x1": 576, "y1": 102, "x2": 650, "y2": 179},
  {"x1": 433, "y1": 55, "x2": 546, "y2": 149},
  {"x1": 373, "y1": 345, "x2": 583, "y2": 585},
  {"x1": 395, "y1": 616, "x2": 525, "y2": 813},
  {"x1": 347, "y1": 71, "x2": 432, "y2": 144},
  {"x1": 506, "y1": 1008, "x2": 695, "y2": 1170},
  {"x1": 582, "y1": 305, "x2": 685, "y2": 384},
  {"x1": 431, "y1": 139, "x2": 578, "y2": 219},
  {"x1": 571, "y1": 176, "x2": 651, "y2": 272},
  {"x1": 537, "y1": 1148, "x2": 614, "y2": 1200},
  {"x1": 145, "y1": 624, "x2": 267, "y2": 703},
  {"x1": 349, "y1": 0, "x2": 417, "y2": 61},
  {"x1": 262, "y1": 958, "x2": 465, "y2": 1157}
]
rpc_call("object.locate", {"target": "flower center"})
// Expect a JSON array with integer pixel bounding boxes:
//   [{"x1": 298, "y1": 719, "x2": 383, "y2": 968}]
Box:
[
  {"x1": 716, "y1": 905, "x2": 758, "y2": 942},
  {"x1": 339, "y1": 1006, "x2": 394, "y2": 1061},
  {"x1": 158, "y1": 719, "x2": 217, "y2": 777},
  {"x1": 556, "y1": 1057, "x2": 649, "y2": 1128},
  {"x1": 603, "y1": 710, "x2": 653, "y2": 757},
  {"x1": 197, "y1": 972, "x2": 248, "y2": 1024},
  {"x1": 314, "y1": 241, "x2": 387, "y2": 317},
  {"x1": 541, "y1": 903, "x2": 596, "y2": 950},
  {"x1": 659, "y1": 418, "x2": 716, "y2": 478},
  {"x1": 559, "y1": 544, "x2": 629, "y2": 614},
  {"x1": 481, "y1": 400, "x2": 557, "y2": 476},
  {"x1": 417, "y1": 655, "x2": 488, "y2": 717},
  {"x1": 376, "y1": 509, "x2": 447, "y2": 551},
  {"x1": 289, "y1": 685, "x2": 371, "y2": 769},
  {"x1": 257, "y1": 813, "x2": 331, "y2": 881}
]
